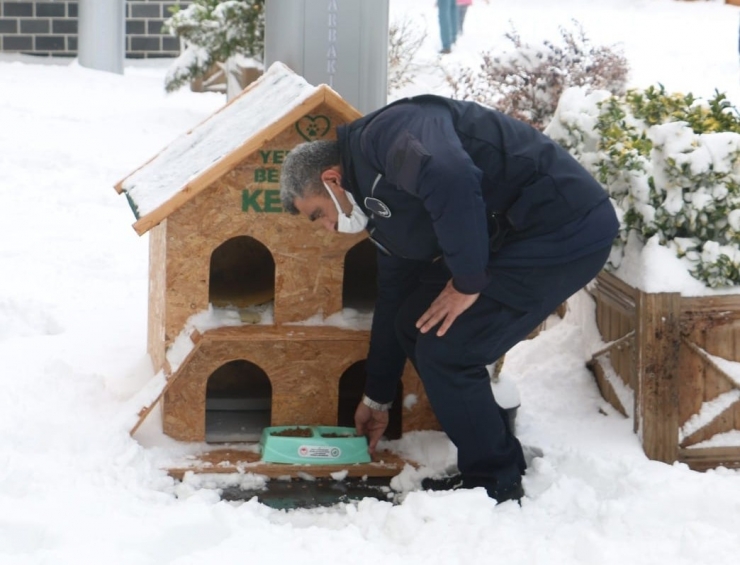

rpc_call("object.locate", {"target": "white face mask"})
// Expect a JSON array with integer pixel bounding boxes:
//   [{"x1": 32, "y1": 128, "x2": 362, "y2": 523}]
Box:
[{"x1": 323, "y1": 182, "x2": 369, "y2": 233}]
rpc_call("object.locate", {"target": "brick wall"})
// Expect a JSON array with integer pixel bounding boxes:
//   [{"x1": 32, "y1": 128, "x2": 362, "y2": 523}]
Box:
[{"x1": 0, "y1": 1, "x2": 188, "y2": 58}]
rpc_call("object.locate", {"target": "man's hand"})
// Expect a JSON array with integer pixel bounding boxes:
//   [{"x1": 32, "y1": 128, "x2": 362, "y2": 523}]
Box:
[
  {"x1": 415, "y1": 280, "x2": 480, "y2": 337},
  {"x1": 355, "y1": 402, "x2": 389, "y2": 455}
]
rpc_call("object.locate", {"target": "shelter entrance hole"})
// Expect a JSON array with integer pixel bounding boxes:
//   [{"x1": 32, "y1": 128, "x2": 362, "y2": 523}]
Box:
[
  {"x1": 205, "y1": 360, "x2": 272, "y2": 442},
  {"x1": 209, "y1": 236, "x2": 275, "y2": 308},
  {"x1": 337, "y1": 360, "x2": 402, "y2": 439},
  {"x1": 343, "y1": 239, "x2": 377, "y2": 312}
]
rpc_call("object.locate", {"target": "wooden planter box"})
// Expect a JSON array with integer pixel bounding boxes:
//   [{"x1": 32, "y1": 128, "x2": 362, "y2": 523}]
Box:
[{"x1": 588, "y1": 271, "x2": 740, "y2": 471}]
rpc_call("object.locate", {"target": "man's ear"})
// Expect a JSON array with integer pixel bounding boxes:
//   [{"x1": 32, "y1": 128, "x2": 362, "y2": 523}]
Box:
[
  {"x1": 320, "y1": 166, "x2": 343, "y2": 189},
  {"x1": 319, "y1": 166, "x2": 351, "y2": 215}
]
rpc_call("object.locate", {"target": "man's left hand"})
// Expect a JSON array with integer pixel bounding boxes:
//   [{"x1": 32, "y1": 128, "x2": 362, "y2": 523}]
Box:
[
  {"x1": 416, "y1": 280, "x2": 480, "y2": 337},
  {"x1": 355, "y1": 402, "x2": 389, "y2": 454}
]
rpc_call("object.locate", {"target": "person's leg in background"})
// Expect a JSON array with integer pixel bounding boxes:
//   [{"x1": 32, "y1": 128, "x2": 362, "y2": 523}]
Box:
[
  {"x1": 437, "y1": 0, "x2": 458, "y2": 53},
  {"x1": 457, "y1": 2, "x2": 469, "y2": 35}
]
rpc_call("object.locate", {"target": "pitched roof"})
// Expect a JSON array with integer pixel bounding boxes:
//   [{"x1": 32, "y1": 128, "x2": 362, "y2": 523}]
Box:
[{"x1": 115, "y1": 62, "x2": 360, "y2": 235}]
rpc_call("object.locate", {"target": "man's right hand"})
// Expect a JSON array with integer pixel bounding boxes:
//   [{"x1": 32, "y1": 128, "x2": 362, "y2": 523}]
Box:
[{"x1": 354, "y1": 402, "x2": 389, "y2": 455}]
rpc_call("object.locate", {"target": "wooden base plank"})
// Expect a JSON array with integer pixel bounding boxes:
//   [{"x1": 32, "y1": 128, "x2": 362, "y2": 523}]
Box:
[
  {"x1": 679, "y1": 447, "x2": 740, "y2": 472},
  {"x1": 167, "y1": 448, "x2": 414, "y2": 480}
]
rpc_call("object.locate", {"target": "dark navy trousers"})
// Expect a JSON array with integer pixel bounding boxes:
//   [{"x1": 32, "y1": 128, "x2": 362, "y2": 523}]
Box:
[{"x1": 394, "y1": 245, "x2": 612, "y2": 488}]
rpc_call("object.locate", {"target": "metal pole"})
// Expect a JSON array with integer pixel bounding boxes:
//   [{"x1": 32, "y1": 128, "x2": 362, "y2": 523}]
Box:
[
  {"x1": 78, "y1": 0, "x2": 126, "y2": 74},
  {"x1": 265, "y1": 0, "x2": 389, "y2": 114}
]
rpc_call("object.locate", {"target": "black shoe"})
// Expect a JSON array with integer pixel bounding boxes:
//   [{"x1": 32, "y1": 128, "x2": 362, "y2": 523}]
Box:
[
  {"x1": 421, "y1": 474, "x2": 464, "y2": 492},
  {"x1": 439, "y1": 48, "x2": 452, "y2": 55},
  {"x1": 421, "y1": 474, "x2": 524, "y2": 504},
  {"x1": 491, "y1": 481, "x2": 525, "y2": 504}
]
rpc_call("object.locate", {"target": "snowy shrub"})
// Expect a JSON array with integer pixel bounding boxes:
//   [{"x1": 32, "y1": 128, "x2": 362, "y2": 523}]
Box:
[
  {"x1": 546, "y1": 84, "x2": 740, "y2": 287},
  {"x1": 388, "y1": 17, "x2": 427, "y2": 94},
  {"x1": 443, "y1": 20, "x2": 629, "y2": 131},
  {"x1": 163, "y1": 0, "x2": 264, "y2": 93}
]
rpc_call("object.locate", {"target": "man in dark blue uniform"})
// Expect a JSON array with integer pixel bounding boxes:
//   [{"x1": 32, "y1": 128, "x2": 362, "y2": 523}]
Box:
[{"x1": 280, "y1": 95, "x2": 618, "y2": 503}]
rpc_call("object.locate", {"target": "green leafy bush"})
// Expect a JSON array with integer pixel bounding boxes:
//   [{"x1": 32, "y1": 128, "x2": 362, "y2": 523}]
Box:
[{"x1": 546, "y1": 85, "x2": 740, "y2": 287}]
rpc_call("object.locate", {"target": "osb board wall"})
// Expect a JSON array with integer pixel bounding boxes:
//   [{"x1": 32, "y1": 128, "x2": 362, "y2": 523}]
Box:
[
  {"x1": 148, "y1": 221, "x2": 168, "y2": 373},
  {"x1": 158, "y1": 102, "x2": 364, "y2": 347},
  {"x1": 162, "y1": 328, "x2": 438, "y2": 441}
]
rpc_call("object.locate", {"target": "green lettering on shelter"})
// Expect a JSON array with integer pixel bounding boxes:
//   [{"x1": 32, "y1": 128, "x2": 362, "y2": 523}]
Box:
[
  {"x1": 264, "y1": 190, "x2": 282, "y2": 213},
  {"x1": 242, "y1": 189, "x2": 263, "y2": 212},
  {"x1": 242, "y1": 189, "x2": 283, "y2": 213},
  {"x1": 258, "y1": 149, "x2": 290, "y2": 165},
  {"x1": 254, "y1": 167, "x2": 280, "y2": 183}
]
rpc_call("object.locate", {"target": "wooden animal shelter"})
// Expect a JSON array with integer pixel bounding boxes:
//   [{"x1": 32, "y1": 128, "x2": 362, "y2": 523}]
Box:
[{"x1": 115, "y1": 63, "x2": 439, "y2": 475}]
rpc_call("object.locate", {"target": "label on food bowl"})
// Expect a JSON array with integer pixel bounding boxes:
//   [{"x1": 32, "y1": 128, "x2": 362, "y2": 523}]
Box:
[{"x1": 298, "y1": 445, "x2": 342, "y2": 459}]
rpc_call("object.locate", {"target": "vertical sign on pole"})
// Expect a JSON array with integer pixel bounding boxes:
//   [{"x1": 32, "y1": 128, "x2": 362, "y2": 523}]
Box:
[
  {"x1": 265, "y1": 0, "x2": 389, "y2": 115},
  {"x1": 327, "y1": 0, "x2": 337, "y2": 89},
  {"x1": 78, "y1": 0, "x2": 126, "y2": 75}
]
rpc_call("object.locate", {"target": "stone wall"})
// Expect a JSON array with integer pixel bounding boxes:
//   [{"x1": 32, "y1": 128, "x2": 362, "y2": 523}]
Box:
[{"x1": 0, "y1": 1, "x2": 188, "y2": 58}]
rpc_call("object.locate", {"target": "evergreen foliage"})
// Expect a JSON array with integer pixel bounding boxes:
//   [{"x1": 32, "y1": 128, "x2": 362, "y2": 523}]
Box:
[
  {"x1": 547, "y1": 85, "x2": 740, "y2": 287},
  {"x1": 163, "y1": 0, "x2": 265, "y2": 93}
]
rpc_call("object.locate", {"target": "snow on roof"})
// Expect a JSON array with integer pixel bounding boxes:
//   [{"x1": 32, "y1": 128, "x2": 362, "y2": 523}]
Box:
[{"x1": 118, "y1": 62, "x2": 319, "y2": 222}]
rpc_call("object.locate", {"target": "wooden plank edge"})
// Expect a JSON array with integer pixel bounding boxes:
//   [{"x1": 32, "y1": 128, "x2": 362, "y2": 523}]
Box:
[
  {"x1": 594, "y1": 271, "x2": 639, "y2": 304},
  {"x1": 587, "y1": 355, "x2": 628, "y2": 417},
  {"x1": 166, "y1": 451, "x2": 415, "y2": 481},
  {"x1": 680, "y1": 400, "x2": 740, "y2": 448},
  {"x1": 130, "y1": 336, "x2": 204, "y2": 437},
  {"x1": 590, "y1": 330, "x2": 635, "y2": 360},
  {"x1": 320, "y1": 84, "x2": 363, "y2": 122},
  {"x1": 682, "y1": 295, "x2": 740, "y2": 313},
  {"x1": 597, "y1": 270, "x2": 637, "y2": 292},
  {"x1": 200, "y1": 326, "x2": 371, "y2": 342},
  {"x1": 681, "y1": 337, "x2": 740, "y2": 393},
  {"x1": 114, "y1": 148, "x2": 162, "y2": 194},
  {"x1": 679, "y1": 446, "x2": 740, "y2": 471}
]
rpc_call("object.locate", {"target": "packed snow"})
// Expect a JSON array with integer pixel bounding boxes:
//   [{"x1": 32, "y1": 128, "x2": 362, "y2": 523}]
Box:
[{"x1": 1, "y1": 0, "x2": 740, "y2": 563}]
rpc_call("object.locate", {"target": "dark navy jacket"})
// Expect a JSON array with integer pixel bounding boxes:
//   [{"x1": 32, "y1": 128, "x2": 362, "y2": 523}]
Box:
[{"x1": 336, "y1": 95, "x2": 618, "y2": 403}]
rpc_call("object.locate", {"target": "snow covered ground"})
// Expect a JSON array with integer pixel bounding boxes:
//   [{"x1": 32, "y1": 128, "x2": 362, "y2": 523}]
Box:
[{"x1": 1, "y1": 0, "x2": 739, "y2": 563}]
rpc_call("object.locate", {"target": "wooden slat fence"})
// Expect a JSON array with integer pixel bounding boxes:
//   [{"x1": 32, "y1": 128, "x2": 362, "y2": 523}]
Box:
[{"x1": 589, "y1": 271, "x2": 740, "y2": 470}]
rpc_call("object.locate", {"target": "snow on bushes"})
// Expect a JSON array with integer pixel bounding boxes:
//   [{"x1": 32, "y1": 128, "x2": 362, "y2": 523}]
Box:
[
  {"x1": 163, "y1": 0, "x2": 264, "y2": 93},
  {"x1": 444, "y1": 21, "x2": 629, "y2": 131},
  {"x1": 545, "y1": 85, "x2": 740, "y2": 288}
]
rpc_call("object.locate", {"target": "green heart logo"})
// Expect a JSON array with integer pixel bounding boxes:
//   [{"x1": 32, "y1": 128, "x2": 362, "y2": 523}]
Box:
[{"x1": 296, "y1": 115, "x2": 331, "y2": 142}]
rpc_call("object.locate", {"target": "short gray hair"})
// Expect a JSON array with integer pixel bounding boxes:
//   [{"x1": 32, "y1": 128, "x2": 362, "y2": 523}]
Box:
[{"x1": 280, "y1": 140, "x2": 340, "y2": 214}]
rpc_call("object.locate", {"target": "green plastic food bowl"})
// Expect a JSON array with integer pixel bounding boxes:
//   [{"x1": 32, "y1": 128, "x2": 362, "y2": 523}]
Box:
[{"x1": 260, "y1": 426, "x2": 371, "y2": 465}]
